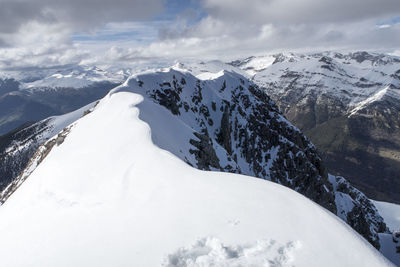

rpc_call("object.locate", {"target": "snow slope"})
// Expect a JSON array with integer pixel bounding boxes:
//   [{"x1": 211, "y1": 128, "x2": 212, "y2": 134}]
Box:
[
  {"x1": 374, "y1": 200, "x2": 400, "y2": 267},
  {"x1": 0, "y1": 75, "x2": 393, "y2": 266},
  {"x1": 373, "y1": 200, "x2": 400, "y2": 232}
]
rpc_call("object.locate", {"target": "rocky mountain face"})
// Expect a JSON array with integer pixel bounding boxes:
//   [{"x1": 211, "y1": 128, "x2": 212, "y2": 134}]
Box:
[
  {"x1": 0, "y1": 67, "x2": 393, "y2": 253},
  {"x1": 231, "y1": 51, "x2": 400, "y2": 204}
]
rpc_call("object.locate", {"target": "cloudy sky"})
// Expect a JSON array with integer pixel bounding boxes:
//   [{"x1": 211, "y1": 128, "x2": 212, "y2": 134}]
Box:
[{"x1": 0, "y1": 0, "x2": 399, "y2": 69}]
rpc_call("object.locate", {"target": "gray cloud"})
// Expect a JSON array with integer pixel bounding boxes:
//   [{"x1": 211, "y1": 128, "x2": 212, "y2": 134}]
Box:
[
  {"x1": 149, "y1": 0, "x2": 400, "y2": 60},
  {"x1": 0, "y1": 0, "x2": 163, "y2": 34},
  {"x1": 0, "y1": 0, "x2": 164, "y2": 68},
  {"x1": 204, "y1": 0, "x2": 400, "y2": 25}
]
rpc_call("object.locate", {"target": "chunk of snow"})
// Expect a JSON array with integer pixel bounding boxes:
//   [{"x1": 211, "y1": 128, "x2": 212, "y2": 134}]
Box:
[{"x1": 163, "y1": 237, "x2": 301, "y2": 267}]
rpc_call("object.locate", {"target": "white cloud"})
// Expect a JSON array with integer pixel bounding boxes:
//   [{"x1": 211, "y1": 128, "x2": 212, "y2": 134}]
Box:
[
  {"x1": 135, "y1": 0, "x2": 400, "y2": 61},
  {"x1": 0, "y1": 0, "x2": 163, "y2": 69}
]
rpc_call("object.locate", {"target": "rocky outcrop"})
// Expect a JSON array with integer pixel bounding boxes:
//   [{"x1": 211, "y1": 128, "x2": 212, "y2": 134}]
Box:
[
  {"x1": 329, "y1": 175, "x2": 387, "y2": 249},
  {"x1": 0, "y1": 120, "x2": 51, "y2": 194},
  {"x1": 0, "y1": 125, "x2": 72, "y2": 204}
]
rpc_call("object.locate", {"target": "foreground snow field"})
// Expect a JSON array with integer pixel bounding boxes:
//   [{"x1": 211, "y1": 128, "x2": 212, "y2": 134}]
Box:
[{"x1": 0, "y1": 73, "x2": 393, "y2": 266}]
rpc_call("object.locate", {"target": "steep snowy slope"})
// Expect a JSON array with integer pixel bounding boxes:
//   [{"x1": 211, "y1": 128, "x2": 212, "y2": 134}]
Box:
[
  {"x1": 0, "y1": 76, "x2": 392, "y2": 266},
  {"x1": 373, "y1": 200, "x2": 400, "y2": 232},
  {"x1": 0, "y1": 102, "x2": 97, "y2": 203}
]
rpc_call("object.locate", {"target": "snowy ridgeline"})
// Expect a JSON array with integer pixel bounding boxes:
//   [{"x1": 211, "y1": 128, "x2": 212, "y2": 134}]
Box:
[{"x1": 0, "y1": 82, "x2": 392, "y2": 266}]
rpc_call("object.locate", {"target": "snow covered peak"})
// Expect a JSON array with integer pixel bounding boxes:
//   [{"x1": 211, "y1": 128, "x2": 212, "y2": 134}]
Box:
[
  {"x1": 0, "y1": 69, "x2": 393, "y2": 266},
  {"x1": 106, "y1": 68, "x2": 393, "y2": 249}
]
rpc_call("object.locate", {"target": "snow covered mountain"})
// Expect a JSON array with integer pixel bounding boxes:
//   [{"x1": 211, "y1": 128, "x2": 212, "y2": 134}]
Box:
[
  {"x1": 229, "y1": 51, "x2": 400, "y2": 204},
  {"x1": 0, "y1": 68, "x2": 394, "y2": 266},
  {"x1": 2, "y1": 67, "x2": 398, "y2": 262}
]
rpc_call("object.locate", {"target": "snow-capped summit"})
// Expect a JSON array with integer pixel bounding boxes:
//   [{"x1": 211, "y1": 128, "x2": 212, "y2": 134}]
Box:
[{"x1": 0, "y1": 68, "x2": 393, "y2": 266}]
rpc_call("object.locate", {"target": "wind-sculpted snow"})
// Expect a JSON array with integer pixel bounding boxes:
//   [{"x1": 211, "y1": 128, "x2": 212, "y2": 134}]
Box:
[
  {"x1": 111, "y1": 68, "x2": 388, "y2": 250},
  {"x1": 0, "y1": 86, "x2": 391, "y2": 266}
]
